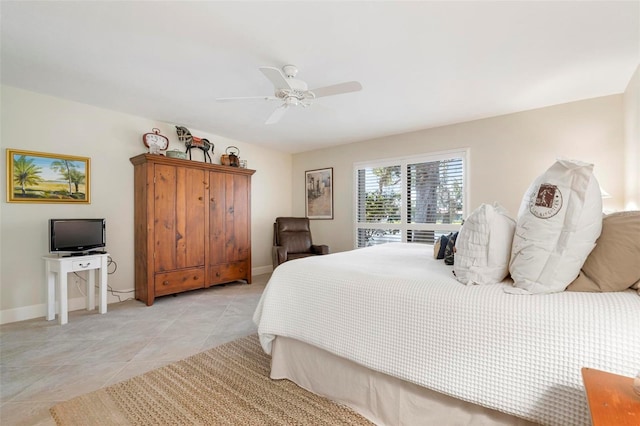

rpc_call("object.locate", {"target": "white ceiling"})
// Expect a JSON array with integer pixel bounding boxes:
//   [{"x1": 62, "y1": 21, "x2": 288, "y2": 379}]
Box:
[{"x1": 2, "y1": 1, "x2": 638, "y2": 154}]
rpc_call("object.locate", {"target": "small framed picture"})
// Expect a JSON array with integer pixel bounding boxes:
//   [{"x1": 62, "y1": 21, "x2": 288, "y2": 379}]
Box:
[
  {"x1": 6, "y1": 149, "x2": 91, "y2": 203},
  {"x1": 305, "y1": 167, "x2": 333, "y2": 220}
]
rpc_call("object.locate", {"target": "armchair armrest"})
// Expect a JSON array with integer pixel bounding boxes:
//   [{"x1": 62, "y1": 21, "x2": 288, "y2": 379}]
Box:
[
  {"x1": 272, "y1": 245, "x2": 288, "y2": 269},
  {"x1": 311, "y1": 245, "x2": 329, "y2": 255}
]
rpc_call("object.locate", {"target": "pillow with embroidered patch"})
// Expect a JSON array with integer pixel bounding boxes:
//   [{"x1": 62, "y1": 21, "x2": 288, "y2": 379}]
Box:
[{"x1": 507, "y1": 159, "x2": 602, "y2": 294}]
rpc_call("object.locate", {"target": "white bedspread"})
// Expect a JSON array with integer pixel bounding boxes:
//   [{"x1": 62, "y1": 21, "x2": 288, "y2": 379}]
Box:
[{"x1": 253, "y1": 243, "x2": 640, "y2": 426}]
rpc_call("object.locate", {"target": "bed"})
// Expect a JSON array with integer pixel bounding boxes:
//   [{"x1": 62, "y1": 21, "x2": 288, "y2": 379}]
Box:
[{"x1": 253, "y1": 243, "x2": 640, "y2": 426}]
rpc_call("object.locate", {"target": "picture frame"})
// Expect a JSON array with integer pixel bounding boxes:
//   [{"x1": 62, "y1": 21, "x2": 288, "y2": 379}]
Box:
[
  {"x1": 305, "y1": 167, "x2": 333, "y2": 220},
  {"x1": 6, "y1": 149, "x2": 91, "y2": 203}
]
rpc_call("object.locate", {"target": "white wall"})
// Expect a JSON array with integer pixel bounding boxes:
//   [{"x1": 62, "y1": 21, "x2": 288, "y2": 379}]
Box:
[
  {"x1": 623, "y1": 65, "x2": 640, "y2": 210},
  {"x1": 0, "y1": 86, "x2": 292, "y2": 323},
  {"x1": 293, "y1": 95, "x2": 626, "y2": 254}
]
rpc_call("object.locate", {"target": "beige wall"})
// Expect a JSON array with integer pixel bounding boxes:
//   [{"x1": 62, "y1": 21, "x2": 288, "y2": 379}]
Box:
[
  {"x1": 0, "y1": 86, "x2": 293, "y2": 323},
  {"x1": 1, "y1": 84, "x2": 634, "y2": 323},
  {"x1": 293, "y1": 95, "x2": 626, "y2": 254},
  {"x1": 623, "y1": 65, "x2": 640, "y2": 209}
]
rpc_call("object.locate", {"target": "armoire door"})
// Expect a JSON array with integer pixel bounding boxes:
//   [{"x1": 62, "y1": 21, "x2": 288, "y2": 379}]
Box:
[
  {"x1": 154, "y1": 164, "x2": 207, "y2": 274},
  {"x1": 224, "y1": 173, "x2": 250, "y2": 262},
  {"x1": 208, "y1": 172, "x2": 251, "y2": 284}
]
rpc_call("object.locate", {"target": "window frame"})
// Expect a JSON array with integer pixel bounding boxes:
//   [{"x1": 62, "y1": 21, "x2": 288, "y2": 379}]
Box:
[{"x1": 353, "y1": 148, "x2": 469, "y2": 248}]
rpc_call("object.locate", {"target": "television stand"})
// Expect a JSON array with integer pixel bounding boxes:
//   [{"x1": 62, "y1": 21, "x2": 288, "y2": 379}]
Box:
[{"x1": 43, "y1": 252, "x2": 109, "y2": 325}]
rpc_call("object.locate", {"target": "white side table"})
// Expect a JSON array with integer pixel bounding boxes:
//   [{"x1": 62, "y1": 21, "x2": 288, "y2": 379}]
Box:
[{"x1": 43, "y1": 253, "x2": 109, "y2": 325}]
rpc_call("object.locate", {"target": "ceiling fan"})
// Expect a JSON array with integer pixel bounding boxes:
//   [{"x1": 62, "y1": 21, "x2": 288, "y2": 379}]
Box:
[{"x1": 217, "y1": 65, "x2": 362, "y2": 124}]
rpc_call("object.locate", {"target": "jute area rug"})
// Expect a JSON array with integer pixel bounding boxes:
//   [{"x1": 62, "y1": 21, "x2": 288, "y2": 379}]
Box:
[{"x1": 50, "y1": 334, "x2": 373, "y2": 425}]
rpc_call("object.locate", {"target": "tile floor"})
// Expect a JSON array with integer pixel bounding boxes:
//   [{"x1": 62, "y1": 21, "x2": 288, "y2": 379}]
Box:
[{"x1": 0, "y1": 274, "x2": 269, "y2": 426}]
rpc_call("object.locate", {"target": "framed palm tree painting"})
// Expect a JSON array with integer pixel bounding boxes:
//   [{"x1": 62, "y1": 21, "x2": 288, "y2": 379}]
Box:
[{"x1": 6, "y1": 149, "x2": 90, "y2": 203}]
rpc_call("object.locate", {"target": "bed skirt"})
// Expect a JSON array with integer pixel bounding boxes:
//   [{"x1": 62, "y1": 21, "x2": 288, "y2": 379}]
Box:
[{"x1": 271, "y1": 336, "x2": 538, "y2": 426}]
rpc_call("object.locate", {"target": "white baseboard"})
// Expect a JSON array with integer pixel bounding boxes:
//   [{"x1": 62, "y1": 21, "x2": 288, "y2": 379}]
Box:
[
  {"x1": 0, "y1": 304, "x2": 45, "y2": 325},
  {"x1": 252, "y1": 265, "x2": 273, "y2": 276},
  {"x1": 0, "y1": 289, "x2": 134, "y2": 325}
]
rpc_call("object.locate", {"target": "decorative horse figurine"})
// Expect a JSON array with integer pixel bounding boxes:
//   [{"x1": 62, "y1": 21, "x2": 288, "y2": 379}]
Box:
[{"x1": 175, "y1": 125, "x2": 213, "y2": 163}]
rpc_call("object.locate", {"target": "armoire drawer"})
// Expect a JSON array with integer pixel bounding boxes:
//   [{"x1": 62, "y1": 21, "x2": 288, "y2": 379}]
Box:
[
  {"x1": 155, "y1": 268, "x2": 205, "y2": 296},
  {"x1": 208, "y1": 261, "x2": 249, "y2": 285}
]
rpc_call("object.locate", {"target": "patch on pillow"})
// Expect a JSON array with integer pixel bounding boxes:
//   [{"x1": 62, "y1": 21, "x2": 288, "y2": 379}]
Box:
[
  {"x1": 444, "y1": 232, "x2": 458, "y2": 265},
  {"x1": 566, "y1": 210, "x2": 640, "y2": 292}
]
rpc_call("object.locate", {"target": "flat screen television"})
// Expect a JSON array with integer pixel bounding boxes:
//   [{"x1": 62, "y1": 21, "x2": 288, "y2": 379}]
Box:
[{"x1": 49, "y1": 218, "x2": 106, "y2": 255}]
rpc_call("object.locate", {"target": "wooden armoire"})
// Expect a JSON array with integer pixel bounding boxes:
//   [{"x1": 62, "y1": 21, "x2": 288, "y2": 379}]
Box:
[{"x1": 130, "y1": 154, "x2": 255, "y2": 305}]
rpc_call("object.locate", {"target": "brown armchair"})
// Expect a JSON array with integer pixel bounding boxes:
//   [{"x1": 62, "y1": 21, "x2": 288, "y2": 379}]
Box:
[{"x1": 272, "y1": 217, "x2": 329, "y2": 269}]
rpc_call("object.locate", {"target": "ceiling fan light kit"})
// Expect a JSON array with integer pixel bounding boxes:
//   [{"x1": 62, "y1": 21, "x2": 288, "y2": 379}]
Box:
[{"x1": 217, "y1": 64, "x2": 362, "y2": 124}]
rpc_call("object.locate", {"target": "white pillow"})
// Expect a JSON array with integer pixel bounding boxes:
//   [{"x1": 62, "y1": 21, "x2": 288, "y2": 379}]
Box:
[
  {"x1": 507, "y1": 159, "x2": 602, "y2": 294},
  {"x1": 454, "y1": 203, "x2": 516, "y2": 285}
]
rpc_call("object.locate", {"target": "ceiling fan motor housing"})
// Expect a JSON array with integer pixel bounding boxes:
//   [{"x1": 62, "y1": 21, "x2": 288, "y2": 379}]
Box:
[
  {"x1": 284, "y1": 79, "x2": 308, "y2": 92},
  {"x1": 282, "y1": 64, "x2": 299, "y2": 78}
]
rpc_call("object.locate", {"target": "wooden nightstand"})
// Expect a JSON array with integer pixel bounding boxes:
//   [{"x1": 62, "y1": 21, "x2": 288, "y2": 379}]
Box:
[{"x1": 581, "y1": 367, "x2": 640, "y2": 426}]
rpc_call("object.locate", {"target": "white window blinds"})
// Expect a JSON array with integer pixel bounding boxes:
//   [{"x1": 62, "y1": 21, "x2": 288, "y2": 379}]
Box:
[{"x1": 354, "y1": 150, "x2": 467, "y2": 248}]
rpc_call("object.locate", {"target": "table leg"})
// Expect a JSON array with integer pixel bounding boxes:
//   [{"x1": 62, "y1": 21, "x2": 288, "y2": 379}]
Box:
[
  {"x1": 98, "y1": 256, "x2": 107, "y2": 314},
  {"x1": 58, "y1": 269, "x2": 68, "y2": 325},
  {"x1": 87, "y1": 269, "x2": 95, "y2": 311},
  {"x1": 46, "y1": 265, "x2": 55, "y2": 321}
]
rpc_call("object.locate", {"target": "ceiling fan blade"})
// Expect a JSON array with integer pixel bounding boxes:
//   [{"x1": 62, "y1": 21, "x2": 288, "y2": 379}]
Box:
[
  {"x1": 265, "y1": 104, "x2": 288, "y2": 125},
  {"x1": 216, "y1": 96, "x2": 279, "y2": 102},
  {"x1": 259, "y1": 66, "x2": 293, "y2": 89},
  {"x1": 310, "y1": 81, "x2": 362, "y2": 98}
]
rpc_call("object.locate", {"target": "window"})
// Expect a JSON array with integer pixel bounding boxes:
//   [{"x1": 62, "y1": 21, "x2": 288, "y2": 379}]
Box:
[{"x1": 354, "y1": 149, "x2": 468, "y2": 248}]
